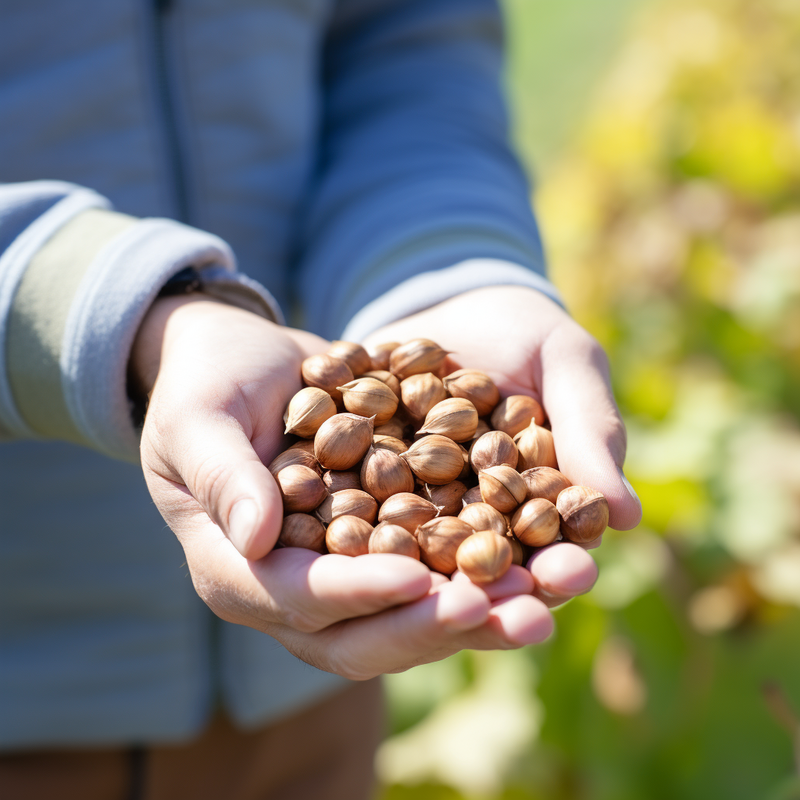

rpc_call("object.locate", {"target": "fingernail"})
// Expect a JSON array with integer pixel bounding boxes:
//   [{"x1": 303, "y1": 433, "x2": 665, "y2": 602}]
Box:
[
  {"x1": 621, "y1": 472, "x2": 642, "y2": 510},
  {"x1": 228, "y1": 499, "x2": 259, "y2": 556}
]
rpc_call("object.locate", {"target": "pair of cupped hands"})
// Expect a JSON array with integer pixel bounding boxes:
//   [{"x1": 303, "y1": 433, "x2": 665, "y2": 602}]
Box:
[{"x1": 132, "y1": 285, "x2": 642, "y2": 680}]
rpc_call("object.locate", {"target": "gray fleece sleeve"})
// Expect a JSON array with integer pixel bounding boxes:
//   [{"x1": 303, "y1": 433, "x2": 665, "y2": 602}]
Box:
[{"x1": 0, "y1": 181, "x2": 282, "y2": 462}]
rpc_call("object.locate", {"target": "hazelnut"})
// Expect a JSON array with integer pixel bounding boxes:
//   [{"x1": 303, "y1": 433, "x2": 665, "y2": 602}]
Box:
[
  {"x1": 490, "y1": 395, "x2": 545, "y2": 437},
  {"x1": 400, "y1": 435, "x2": 464, "y2": 485},
  {"x1": 469, "y1": 430, "x2": 518, "y2": 472},
  {"x1": 314, "y1": 413, "x2": 374, "y2": 470},
  {"x1": 418, "y1": 397, "x2": 479, "y2": 442},
  {"x1": 338, "y1": 377, "x2": 399, "y2": 425},
  {"x1": 417, "y1": 517, "x2": 475, "y2": 574},
  {"x1": 556, "y1": 486, "x2": 609, "y2": 543},
  {"x1": 458, "y1": 502, "x2": 508, "y2": 537},
  {"x1": 514, "y1": 423, "x2": 557, "y2": 471},
  {"x1": 315, "y1": 488, "x2": 378, "y2": 525},
  {"x1": 366, "y1": 341, "x2": 400, "y2": 371},
  {"x1": 400, "y1": 373, "x2": 447, "y2": 421},
  {"x1": 378, "y1": 492, "x2": 439, "y2": 533},
  {"x1": 369, "y1": 523, "x2": 421, "y2": 559},
  {"x1": 322, "y1": 470, "x2": 362, "y2": 493},
  {"x1": 275, "y1": 464, "x2": 327, "y2": 513},
  {"x1": 442, "y1": 369, "x2": 500, "y2": 416},
  {"x1": 327, "y1": 340, "x2": 372, "y2": 377},
  {"x1": 301, "y1": 353, "x2": 353, "y2": 406},
  {"x1": 455, "y1": 531, "x2": 513, "y2": 584},
  {"x1": 360, "y1": 446, "x2": 415, "y2": 503},
  {"x1": 478, "y1": 465, "x2": 527, "y2": 514},
  {"x1": 325, "y1": 515, "x2": 373, "y2": 556},
  {"x1": 421, "y1": 481, "x2": 467, "y2": 517},
  {"x1": 520, "y1": 467, "x2": 571, "y2": 504},
  {"x1": 511, "y1": 498, "x2": 560, "y2": 547},
  {"x1": 390, "y1": 338, "x2": 449, "y2": 380},
  {"x1": 283, "y1": 387, "x2": 337, "y2": 439},
  {"x1": 279, "y1": 514, "x2": 327, "y2": 553}
]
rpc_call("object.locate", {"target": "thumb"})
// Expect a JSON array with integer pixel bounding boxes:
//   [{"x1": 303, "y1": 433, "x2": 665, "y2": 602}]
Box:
[
  {"x1": 144, "y1": 409, "x2": 284, "y2": 559},
  {"x1": 540, "y1": 324, "x2": 642, "y2": 531}
]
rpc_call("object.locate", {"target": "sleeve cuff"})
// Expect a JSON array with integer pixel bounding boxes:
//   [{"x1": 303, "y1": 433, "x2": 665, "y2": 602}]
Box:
[
  {"x1": 3, "y1": 202, "x2": 282, "y2": 462},
  {"x1": 339, "y1": 258, "x2": 565, "y2": 342}
]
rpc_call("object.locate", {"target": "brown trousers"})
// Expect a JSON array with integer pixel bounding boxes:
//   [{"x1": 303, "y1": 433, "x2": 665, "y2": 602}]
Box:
[{"x1": 0, "y1": 679, "x2": 384, "y2": 800}]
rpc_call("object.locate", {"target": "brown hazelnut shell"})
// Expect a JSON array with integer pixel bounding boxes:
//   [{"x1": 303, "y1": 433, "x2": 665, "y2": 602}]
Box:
[{"x1": 325, "y1": 515, "x2": 373, "y2": 556}]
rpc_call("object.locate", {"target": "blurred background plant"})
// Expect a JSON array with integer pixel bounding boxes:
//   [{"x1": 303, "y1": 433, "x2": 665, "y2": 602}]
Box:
[{"x1": 377, "y1": 0, "x2": 800, "y2": 797}]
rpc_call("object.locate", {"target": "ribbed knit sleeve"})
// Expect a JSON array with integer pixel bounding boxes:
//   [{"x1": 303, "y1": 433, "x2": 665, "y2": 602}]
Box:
[
  {"x1": 295, "y1": 0, "x2": 561, "y2": 340},
  {"x1": 0, "y1": 181, "x2": 282, "y2": 462}
]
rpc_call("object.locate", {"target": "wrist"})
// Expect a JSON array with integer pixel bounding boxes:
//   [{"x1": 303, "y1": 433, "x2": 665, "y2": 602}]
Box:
[{"x1": 128, "y1": 294, "x2": 221, "y2": 405}]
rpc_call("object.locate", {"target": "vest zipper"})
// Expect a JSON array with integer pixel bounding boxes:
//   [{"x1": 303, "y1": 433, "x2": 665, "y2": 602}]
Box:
[{"x1": 151, "y1": 0, "x2": 190, "y2": 223}]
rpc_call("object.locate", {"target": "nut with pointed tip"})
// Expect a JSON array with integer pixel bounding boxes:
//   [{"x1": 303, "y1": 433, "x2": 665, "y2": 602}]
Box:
[
  {"x1": 369, "y1": 523, "x2": 421, "y2": 559},
  {"x1": 520, "y1": 467, "x2": 571, "y2": 504},
  {"x1": 400, "y1": 373, "x2": 447, "y2": 421},
  {"x1": 456, "y1": 531, "x2": 513, "y2": 584},
  {"x1": 337, "y1": 377, "x2": 398, "y2": 425},
  {"x1": 478, "y1": 465, "x2": 527, "y2": 514},
  {"x1": 418, "y1": 397, "x2": 478, "y2": 442},
  {"x1": 283, "y1": 387, "x2": 337, "y2": 438},
  {"x1": 469, "y1": 430, "x2": 518, "y2": 473},
  {"x1": 315, "y1": 488, "x2": 378, "y2": 526},
  {"x1": 322, "y1": 470, "x2": 362, "y2": 494},
  {"x1": 360, "y1": 446, "x2": 415, "y2": 503},
  {"x1": 443, "y1": 369, "x2": 500, "y2": 417},
  {"x1": 327, "y1": 340, "x2": 372, "y2": 377},
  {"x1": 378, "y1": 492, "x2": 439, "y2": 533},
  {"x1": 279, "y1": 513, "x2": 327, "y2": 553},
  {"x1": 556, "y1": 486, "x2": 609, "y2": 543},
  {"x1": 514, "y1": 423, "x2": 558, "y2": 471},
  {"x1": 325, "y1": 515, "x2": 373, "y2": 556},
  {"x1": 490, "y1": 395, "x2": 546, "y2": 437},
  {"x1": 362, "y1": 370, "x2": 402, "y2": 399},
  {"x1": 417, "y1": 517, "x2": 475, "y2": 574},
  {"x1": 314, "y1": 413, "x2": 374, "y2": 470},
  {"x1": 301, "y1": 354, "x2": 354, "y2": 406},
  {"x1": 400, "y1": 434, "x2": 464, "y2": 485},
  {"x1": 511, "y1": 498, "x2": 560, "y2": 547},
  {"x1": 458, "y1": 502, "x2": 508, "y2": 537},
  {"x1": 275, "y1": 464, "x2": 328, "y2": 514},
  {"x1": 390, "y1": 338, "x2": 449, "y2": 380},
  {"x1": 367, "y1": 341, "x2": 400, "y2": 371},
  {"x1": 421, "y1": 481, "x2": 467, "y2": 517}
]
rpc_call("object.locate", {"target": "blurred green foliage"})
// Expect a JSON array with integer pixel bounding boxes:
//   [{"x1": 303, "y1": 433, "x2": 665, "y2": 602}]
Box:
[{"x1": 378, "y1": 0, "x2": 800, "y2": 797}]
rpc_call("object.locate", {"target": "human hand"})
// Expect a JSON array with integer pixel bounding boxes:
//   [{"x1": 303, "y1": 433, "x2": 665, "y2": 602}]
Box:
[
  {"x1": 362, "y1": 285, "x2": 642, "y2": 607},
  {"x1": 130, "y1": 296, "x2": 553, "y2": 680}
]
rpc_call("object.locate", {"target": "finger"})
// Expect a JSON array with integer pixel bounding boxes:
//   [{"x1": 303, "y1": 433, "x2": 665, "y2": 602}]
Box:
[
  {"x1": 313, "y1": 581, "x2": 556, "y2": 679},
  {"x1": 151, "y1": 404, "x2": 284, "y2": 559},
  {"x1": 252, "y1": 550, "x2": 434, "y2": 631},
  {"x1": 312, "y1": 581, "x2": 494, "y2": 679},
  {"x1": 171, "y1": 516, "x2": 435, "y2": 632},
  {"x1": 476, "y1": 595, "x2": 554, "y2": 647},
  {"x1": 451, "y1": 564, "x2": 534, "y2": 600},
  {"x1": 540, "y1": 323, "x2": 642, "y2": 530},
  {"x1": 527, "y1": 542, "x2": 598, "y2": 608}
]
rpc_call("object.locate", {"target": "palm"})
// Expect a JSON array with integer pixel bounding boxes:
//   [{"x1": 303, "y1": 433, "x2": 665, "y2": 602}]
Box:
[{"x1": 363, "y1": 285, "x2": 640, "y2": 532}]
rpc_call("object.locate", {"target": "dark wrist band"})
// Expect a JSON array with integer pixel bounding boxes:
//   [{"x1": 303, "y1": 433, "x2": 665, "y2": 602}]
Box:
[{"x1": 157, "y1": 266, "x2": 203, "y2": 297}]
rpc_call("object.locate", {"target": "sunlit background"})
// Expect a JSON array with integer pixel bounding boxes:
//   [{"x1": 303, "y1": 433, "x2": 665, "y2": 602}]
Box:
[{"x1": 377, "y1": 0, "x2": 800, "y2": 797}]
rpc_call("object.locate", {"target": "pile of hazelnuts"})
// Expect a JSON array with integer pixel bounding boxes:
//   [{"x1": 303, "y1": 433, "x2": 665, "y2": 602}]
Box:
[{"x1": 272, "y1": 338, "x2": 608, "y2": 585}]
